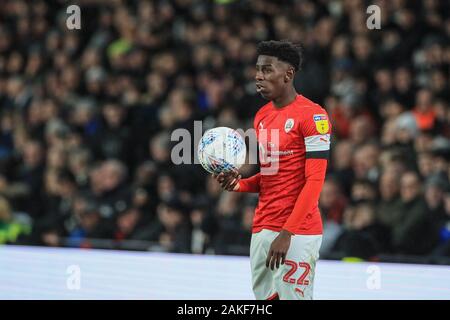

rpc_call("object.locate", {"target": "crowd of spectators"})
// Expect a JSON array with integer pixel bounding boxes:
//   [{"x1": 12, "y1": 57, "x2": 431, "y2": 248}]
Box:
[{"x1": 0, "y1": 0, "x2": 449, "y2": 262}]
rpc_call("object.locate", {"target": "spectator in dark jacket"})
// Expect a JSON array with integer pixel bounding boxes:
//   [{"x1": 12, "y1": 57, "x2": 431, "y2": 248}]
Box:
[
  {"x1": 15, "y1": 140, "x2": 46, "y2": 219},
  {"x1": 332, "y1": 201, "x2": 390, "y2": 260},
  {"x1": 376, "y1": 168, "x2": 403, "y2": 228},
  {"x1": 319, "y1": 178, "x2": 347, "y2": 256},
  {"x1": 214, "y1": 196, "x2": 255, "y2": 256},
  {"x1": 92, "y1": 103, "x2": 133, "y2": 166},
  {"x1": 431, "y1": 191, "x2": 450, "y2": 257},
  {"x1": 391, "y1": 171, "x2": 438, "y2": 255},
  {"x1": 66, "y1": 201, "x2": 113, "y2": 248},
  {"x1": 134, "y1": 199, "x2": 191, "y2": 253}
]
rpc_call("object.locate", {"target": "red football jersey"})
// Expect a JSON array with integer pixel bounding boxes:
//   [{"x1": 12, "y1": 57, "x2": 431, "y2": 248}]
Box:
[{"x1": 249, "y1": 94, "x2": 331, "y2": 235}]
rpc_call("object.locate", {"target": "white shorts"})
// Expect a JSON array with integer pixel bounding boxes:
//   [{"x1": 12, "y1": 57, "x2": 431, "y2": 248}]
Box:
[{"x1": 250, "y1": 229, "x2": 322, "y2": 300}]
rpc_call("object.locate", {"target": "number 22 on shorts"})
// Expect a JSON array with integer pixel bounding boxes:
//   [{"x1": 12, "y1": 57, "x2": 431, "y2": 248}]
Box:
[{"x1": 283, "y1": 260, "x2": 311, "y2": 285}]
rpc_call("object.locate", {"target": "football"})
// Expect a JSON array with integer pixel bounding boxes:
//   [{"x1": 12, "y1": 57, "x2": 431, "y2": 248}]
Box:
[{"x1": 198, "y1": 127, "x2": 246, "y2": 174}]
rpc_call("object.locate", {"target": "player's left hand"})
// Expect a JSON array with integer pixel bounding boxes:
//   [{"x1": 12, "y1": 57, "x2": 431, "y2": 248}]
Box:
[{"x1": 266, "y1": 229, "x2": 293, "y2": 270}]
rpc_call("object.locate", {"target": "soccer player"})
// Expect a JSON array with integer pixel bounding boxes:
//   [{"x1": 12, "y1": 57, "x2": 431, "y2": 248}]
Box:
[{"x1": 214, "y1": 40, "x2": 331, "y2": 300}]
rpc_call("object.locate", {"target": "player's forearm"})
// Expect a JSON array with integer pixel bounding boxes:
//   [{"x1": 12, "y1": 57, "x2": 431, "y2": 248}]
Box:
[
  {"x1": 283, "y1": 159, "x2": 327, "y2": 233},
  {"x1": 237, "y1": 173, "x2": 261, "y2": 193}
]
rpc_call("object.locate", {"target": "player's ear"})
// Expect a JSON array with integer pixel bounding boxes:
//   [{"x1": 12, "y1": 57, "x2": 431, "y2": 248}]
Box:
[{"x1": 285, "y1": 66, "x2": 294, "y2": 82}]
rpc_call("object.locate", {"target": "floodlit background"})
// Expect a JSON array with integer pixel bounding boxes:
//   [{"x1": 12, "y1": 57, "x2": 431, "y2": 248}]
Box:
[{"x1": 0, "y1": 0, "x2": 449, "y2": 299}]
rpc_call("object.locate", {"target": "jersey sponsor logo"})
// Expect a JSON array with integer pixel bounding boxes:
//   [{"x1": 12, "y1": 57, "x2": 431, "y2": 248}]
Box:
[
  {"x1": 259, "y1": 142, "x2": 294, "y2": 164},
  {"x1": 284, "y1": 118, "x2": 294, "y2": 133},
  {"x1": 313, "y1": 114, "x2": 329, "y2": 134},
  {"x1": 270, "y1": 150, "x2": 294, "y2": 156}
]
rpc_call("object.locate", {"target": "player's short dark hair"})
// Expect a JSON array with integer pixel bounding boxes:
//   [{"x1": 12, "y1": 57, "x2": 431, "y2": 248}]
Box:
[{"x1": 256, "y1": 40, "x2": 303, "y2": 72}]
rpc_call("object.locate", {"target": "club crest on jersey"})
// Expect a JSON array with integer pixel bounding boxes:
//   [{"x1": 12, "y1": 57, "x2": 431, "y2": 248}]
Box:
[
  {"x1": 313, "y1": 114, "x2": 329, "y2": 134},
  {"x1": 284, "y1": 118, "x2": 294, "y2": 133}
]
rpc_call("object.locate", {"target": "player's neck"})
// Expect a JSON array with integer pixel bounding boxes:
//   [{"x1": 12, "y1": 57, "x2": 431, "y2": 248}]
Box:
[{"x1": 272, "y1": 87, "x2": 298, "y2": 109}]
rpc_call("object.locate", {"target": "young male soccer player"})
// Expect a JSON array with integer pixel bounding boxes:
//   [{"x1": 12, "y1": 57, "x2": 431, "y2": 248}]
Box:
[{"x1": 214, "y1": 40, "x2": 331, "y2": 300}]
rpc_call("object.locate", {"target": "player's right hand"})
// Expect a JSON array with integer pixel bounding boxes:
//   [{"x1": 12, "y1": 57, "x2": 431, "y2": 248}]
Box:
[{"x1": 213, "y1": 169, "x2": 241, "y2": 191}]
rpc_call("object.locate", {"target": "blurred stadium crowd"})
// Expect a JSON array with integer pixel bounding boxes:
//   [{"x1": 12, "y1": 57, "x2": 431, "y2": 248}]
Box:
[{"x1": 0, "y1": 0, "x2": 449, "y2": 263}]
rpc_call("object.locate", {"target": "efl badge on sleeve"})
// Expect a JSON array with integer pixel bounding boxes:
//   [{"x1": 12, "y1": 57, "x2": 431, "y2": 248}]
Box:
[
  {"x1": 284, "y1": 118, "x2": 294, "y2": 133},
  {"x1": 313, "y1": 114, "x2": 329, "y2": 134}
]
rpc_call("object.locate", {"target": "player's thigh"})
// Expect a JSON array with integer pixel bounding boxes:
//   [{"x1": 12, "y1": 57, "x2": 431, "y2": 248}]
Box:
[
  {"x1": 273, "y1": 235, "x2": 322, "y2": 300},
  {"x1": 250, "y1": 229, "x2": 279, "y2": 300}
]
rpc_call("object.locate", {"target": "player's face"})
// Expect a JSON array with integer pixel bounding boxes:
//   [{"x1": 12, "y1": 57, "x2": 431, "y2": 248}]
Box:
[{"x1": 255, "y1": 55, "x2": 291, "y2": 100}]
